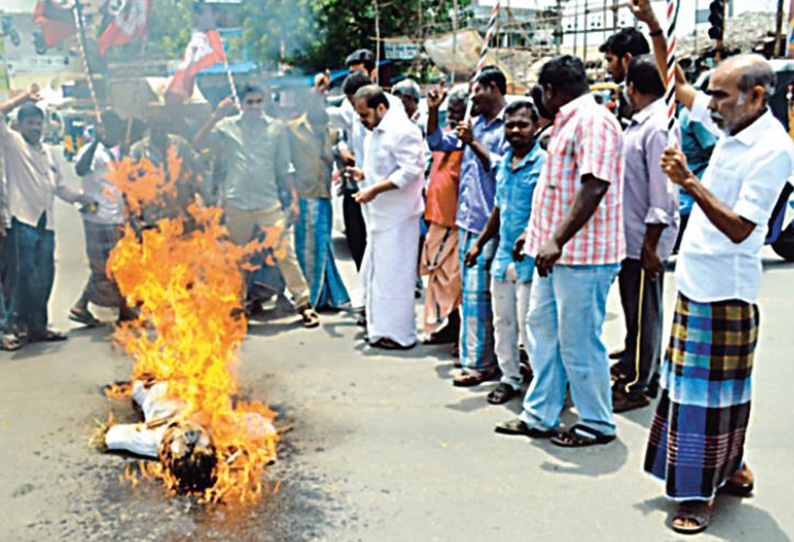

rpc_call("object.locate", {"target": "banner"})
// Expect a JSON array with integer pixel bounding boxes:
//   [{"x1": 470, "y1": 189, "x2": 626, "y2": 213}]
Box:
[
  {"x1": 33, "y1": 0, "x2": 77, "y2": 47},
  {"x1": 789, "y1": 0, "x2": 794, "y2": 58}
]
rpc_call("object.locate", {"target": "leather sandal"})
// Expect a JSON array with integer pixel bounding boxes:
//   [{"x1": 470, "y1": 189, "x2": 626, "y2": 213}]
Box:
[
  {"x1": 494, "y1": 418, "x2": 555, "y2": 438},
  {"x1": 671, "y1": 500, "x2": 713, "y2": 535},
  {"x1": 550, "y1": 424, "x2": 616, "y2": 447},
  {"x1": 453, "y1": 368, "x2": 498, "y2": 387}
]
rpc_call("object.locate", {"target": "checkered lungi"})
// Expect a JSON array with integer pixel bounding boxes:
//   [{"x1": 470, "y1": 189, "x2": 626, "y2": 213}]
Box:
[
  {"x1": 82, "y1": 220, "x2": 124, "y2": 307},
  {"x1": 458, "y1": 229, "x2": 496, "y2": 372},
  {"x1": 644, "y1": 293, "x2": 759, "y2": 500}
]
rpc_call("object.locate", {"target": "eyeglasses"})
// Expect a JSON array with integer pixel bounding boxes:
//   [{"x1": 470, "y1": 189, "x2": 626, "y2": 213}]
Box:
[{"x1": 245, "y1": 98, "x2": 264, "y2": 105}]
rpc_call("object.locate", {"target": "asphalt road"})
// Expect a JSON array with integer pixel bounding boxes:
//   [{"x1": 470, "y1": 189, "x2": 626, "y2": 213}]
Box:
[{"x1": 1, "y1": 154, "x2": 793, "y2": 542}]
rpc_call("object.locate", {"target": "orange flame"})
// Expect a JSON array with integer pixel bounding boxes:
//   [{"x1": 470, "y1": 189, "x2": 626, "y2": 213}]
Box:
[{"x1": 105, "y1": 151, "x2": 283, "y2": 504}]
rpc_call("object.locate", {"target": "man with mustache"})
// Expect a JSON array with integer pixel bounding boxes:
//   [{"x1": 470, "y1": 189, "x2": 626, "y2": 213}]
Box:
[
  {"x1": 0, "y1": 83, "x2": 94, "y2": 350},
  {"x1": 633, "y1": 0, "x2": 794, "y2": 534}
]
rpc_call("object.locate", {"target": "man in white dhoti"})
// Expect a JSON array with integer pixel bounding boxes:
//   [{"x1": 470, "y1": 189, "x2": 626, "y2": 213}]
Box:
[{"x1": 349, "y1": 86, "x2": 425, "y2": 350}]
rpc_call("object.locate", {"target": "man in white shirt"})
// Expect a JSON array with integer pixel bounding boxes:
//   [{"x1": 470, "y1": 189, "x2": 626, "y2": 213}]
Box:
[
  {"x1": 69, "y1": 110, "x2": 135, "y2": 326},
  {"x1": 0, "y1": 84, "x2": 93, "y2": 350},
  {"x1": 634, "y1": 0, "x2": 794, "y2": 534},
  {"x1": 348, "y1": 85, "x2": 425, "y2": 349}
]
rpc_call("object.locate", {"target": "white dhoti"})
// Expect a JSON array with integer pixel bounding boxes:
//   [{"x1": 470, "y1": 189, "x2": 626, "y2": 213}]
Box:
[{"x1": 363, "y1": 217, "x2": 420, "y2": 347}]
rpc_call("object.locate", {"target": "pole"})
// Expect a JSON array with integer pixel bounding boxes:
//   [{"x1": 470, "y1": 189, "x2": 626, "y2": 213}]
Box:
[
  {"x1": 452, "y1": 0, "x2": 459, "y2": 82},
  {"x1": 583, "y1": 0, "x2": 588, "y2": 63},
  {"x1": 124, "y1": 36, "x2": 149, "y2": 153},
  {"x1": 574, "y1": 0, "x2": 579, "y2": 56},
  {"x1": 71, "y1": 0, "x2": 102, "y2": 122},
  {"x1": 665, "y1": 0, "x2": 679, "y2": 193},
  {"x1": 694, "y1": 0, "x2": 698, "y2": 57},
  {"x1": 223, "y1": 54, "x2": 241, "y2": 111},
  {"x1": 462, "y1": 1, "x2": 500, "y2": 123},
  {"x1": 775, "y1": 0, "x2": 785, "y2": 57},
  {"x1": 373, "y1": 0, "x2": 380, "y2": 85},
  {"x1": 613, "y1": 0, "x2": 618, "y2": 32},
  {"x1": 556, "y1": 0, "x2": 562, "y2": 54}
]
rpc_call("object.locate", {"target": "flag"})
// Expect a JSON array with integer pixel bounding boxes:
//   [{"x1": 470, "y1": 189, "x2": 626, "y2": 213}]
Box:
[
  {"x1": 98, "y1": 0, "x2": 152, "y2": 56},
  {"x1": 789, "y1": 0, "x2": 794, "y2": 58},
  {"x1": 33, "y1": 0, "x2": 77, "y2": 47},
  {"x1": 165, "y1": 30, "x2": 226, "y2": 103}
]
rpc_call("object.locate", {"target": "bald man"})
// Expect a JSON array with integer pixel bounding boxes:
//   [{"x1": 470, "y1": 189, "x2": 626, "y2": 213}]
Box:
[{"x1": 634, "y1": 0, "x2": 794, "y2": 534}]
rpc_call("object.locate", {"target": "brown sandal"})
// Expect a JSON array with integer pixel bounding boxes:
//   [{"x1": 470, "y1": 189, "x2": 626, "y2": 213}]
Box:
[
  {"x1": 672, "y1": 500, "x2": 713, "y2": 535},
  {"x1": 453, "y1": 368, "x2": 498, "y2": 387}
]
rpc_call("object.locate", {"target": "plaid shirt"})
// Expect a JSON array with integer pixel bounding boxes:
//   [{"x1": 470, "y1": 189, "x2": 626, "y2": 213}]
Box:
[{"x1": 525, "y1": 94, "x2": 625, "y2": 266}]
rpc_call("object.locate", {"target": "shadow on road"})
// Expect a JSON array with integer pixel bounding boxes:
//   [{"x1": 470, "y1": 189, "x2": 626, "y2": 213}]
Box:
[
  {"x1": 634, "y1": 495, "x2": 792, "y2": 542},
  {"x1": 534, "y1": 436, "x2": 629, "y2": 478}
]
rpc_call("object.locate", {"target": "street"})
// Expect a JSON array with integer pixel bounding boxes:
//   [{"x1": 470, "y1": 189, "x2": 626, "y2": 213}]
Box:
[{"x1": 1, "y1": 156, "x2": 793, "y2": 542}]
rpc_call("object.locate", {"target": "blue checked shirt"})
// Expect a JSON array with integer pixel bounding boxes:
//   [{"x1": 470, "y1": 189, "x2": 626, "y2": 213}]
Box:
[
  {"x1": 427, "y1": 110, "x2": 510, "y2": 234},
  {"x1": 493, "y1": 143, "x2": 546, "y2": 283}
]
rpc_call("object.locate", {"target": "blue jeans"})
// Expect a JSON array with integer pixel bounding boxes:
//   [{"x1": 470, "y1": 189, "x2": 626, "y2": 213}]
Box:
[
  {"x1": 0, "y1": 233, "x2": 7, "y2": 332},
  {"x1": 7, "y1": 215, "x2": 55, "y2": 337},
  {"x1": 519, "y1": 264, "x2": 620, "y2": 436}
]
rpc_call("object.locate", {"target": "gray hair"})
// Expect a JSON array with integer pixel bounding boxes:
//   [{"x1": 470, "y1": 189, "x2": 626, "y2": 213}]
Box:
[
  {"x1": 447, "y1": 84, "x2": 469, "y2": 106},
  {"x1": 729, "y1": 55, "x2": 776, "y2": 105},
  {"x1": 393, "y1": 78, "x2": 421, "y2": 100}
]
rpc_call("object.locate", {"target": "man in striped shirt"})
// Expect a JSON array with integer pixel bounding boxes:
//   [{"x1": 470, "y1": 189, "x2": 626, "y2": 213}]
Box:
[{"x1": 496, "y1": 56, "x2": 626, "y2": 447}]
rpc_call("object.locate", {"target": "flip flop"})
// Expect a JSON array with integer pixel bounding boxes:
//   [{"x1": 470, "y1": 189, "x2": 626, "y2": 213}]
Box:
[
  {"x1": 0, "y1": 334, "x2": 23, "y2": 351},
  {"x1": 30, "y1": 330, "x2": 69, "y2": 342},
  {"x1": 550, "y1": 424, "x2": 616, "y2": 448},
  {"x1": 69, "y1": 308, "x2": 101, "y2": 327},
  {"x1": 453, "y1": 368, "x2": 499, "y2": 387},
  {"x1": 494, "y1": 418, "x2": 555, "y2": 438},
  {"x1": 671, "y1": 501, "x2": 713, "y2": 535}
]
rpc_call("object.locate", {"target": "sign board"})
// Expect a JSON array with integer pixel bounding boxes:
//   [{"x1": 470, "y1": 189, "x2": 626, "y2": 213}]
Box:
[
  {"x1": 384, "y1": 41, "x2": 420, "y2": 61},
  {"x1": 695, "y1": 9, "x2": 710, "y2": 25}
]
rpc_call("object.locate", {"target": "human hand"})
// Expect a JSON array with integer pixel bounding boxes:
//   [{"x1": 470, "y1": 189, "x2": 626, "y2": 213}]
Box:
[
  {"x1": 426, "y1": 85, "x2": 447, "y2": 111},
  {"x1": 27, "y1": 82, "x2": 41, "y2": 102},
  {"x1": 345, "y1": 167, "x2": 365, "y2": 183},
  {"x1": 535, "y1": 237, "x2": 562, "y2": 277},
  {"x1": 289, "y1": 199, "x2": 300, "y2": 223},
  {"x1": 314, "y1": 70, "x2": 331, "y2": 93},
  {"x1": 629, "y1": 0, "x2": 660, "y2": 29},
  {"x1": 354, "y1": 186, "x2": 378, "y2": 204},
  {"x1": 641, "y1": 244, "x2": 664, "y2": 281},
  {"x1": 213, "y1": 96, "x2": 236, "y2": 119},
  {"x1": 512, "y1": 234, "x2": 526, "y2": 262},
  {"x1": 455, "y1": 119, "x2": 473, "y2": 145},
  {"x1": 660, "y1": 147, "x2": 694, "y2": 187},
  {"x1": 463, "y1": 243, "x2": 481, "y2": 268},
  {"x1": 339, "y1": 149, "x2": 356, "y2": 167}
]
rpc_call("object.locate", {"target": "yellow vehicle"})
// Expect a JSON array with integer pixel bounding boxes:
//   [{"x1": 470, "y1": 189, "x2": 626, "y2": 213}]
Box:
[{"x1": 62, "y1": 112, "x2": 86, "y2": 162}]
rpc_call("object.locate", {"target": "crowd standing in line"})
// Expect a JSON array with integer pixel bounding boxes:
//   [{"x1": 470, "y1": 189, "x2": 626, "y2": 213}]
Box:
[{"x1": 1, "y1": 0, "x2": 792, "y2": 533}]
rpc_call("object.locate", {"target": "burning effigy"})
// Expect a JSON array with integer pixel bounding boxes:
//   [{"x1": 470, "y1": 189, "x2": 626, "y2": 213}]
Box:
[{"x1": 93, "y1": 149, "x2": 285, "y2": 504}]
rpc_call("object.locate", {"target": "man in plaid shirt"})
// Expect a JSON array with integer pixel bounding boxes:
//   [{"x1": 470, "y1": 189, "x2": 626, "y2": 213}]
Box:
[{"x1": 496, "y1": 56, "x2": 625, "y2": 447}]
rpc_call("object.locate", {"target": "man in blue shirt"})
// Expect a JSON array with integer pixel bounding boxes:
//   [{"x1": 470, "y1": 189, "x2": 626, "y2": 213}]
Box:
[
  {"x1": 427, "y1": 66, "x2": 510, "y2": 387},
  {"x1": 464, "y1": 100, "x2": 545, "y2": 403}
]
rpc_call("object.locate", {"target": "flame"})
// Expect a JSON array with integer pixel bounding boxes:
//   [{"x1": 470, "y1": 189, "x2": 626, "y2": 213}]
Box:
[{"x1": 104, "y1": 150, "x2": 284, "y2": 504}]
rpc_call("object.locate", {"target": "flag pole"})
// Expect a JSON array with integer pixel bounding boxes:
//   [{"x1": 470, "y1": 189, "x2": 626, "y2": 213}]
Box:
[
  {"x1": 665, "y1": 0, "x2": 679, "y2": 193},
  {"x1": 71, "y1": 0, "x2": 102, "y2": 123},
  {"x1": 222, "y1": 53, "x2": 241, "y2": 111}
]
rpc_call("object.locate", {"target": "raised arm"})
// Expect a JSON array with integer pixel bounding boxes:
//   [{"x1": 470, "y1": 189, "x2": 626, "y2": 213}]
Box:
[
  {"x1": 629, "y1": 0, "x2": 697, "y2": 110},
  {"x1": 0, "y1": 83, "x2": 40, "y2": 117},
  {"x1": 193, "y1": 97, "x2": 235, "y2": 149}
]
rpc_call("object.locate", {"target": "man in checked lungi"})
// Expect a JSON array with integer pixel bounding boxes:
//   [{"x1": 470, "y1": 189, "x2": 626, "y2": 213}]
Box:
[
  {"x1": 634, "y1": 0, "x2": 794, "y2": 533},
  {"x1": 427, "y1": 66, "x2": 510, "y2": 387},
  {"x1": 69, "y1": 111, "x2": 136, "y2": 326},
  {"x1": 286, "y1": 92, "x2": 350, "y2": 311}
]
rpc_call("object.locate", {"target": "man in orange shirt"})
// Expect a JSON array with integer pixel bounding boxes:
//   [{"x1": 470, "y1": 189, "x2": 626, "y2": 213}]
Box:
[{"x1": 421, "y1": 85, "x2": 467, "y2": 345}]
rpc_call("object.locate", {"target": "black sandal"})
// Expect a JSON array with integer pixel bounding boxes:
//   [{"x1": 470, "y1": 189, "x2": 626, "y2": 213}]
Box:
[
  {"x1": 494, "y1": 418, "x2": 555, "y2": 438},
  {"x1": 487, "y1": 383, "x2": 518, "y2": 405},
  {"x1": 370, "y1": 337, "x2": 415, "y2": 350},
  {"x1": 550, "y1": 424, "x2": 616, "y2": 448}
]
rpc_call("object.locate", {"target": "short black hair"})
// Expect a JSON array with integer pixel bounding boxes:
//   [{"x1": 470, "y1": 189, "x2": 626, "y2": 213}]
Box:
[
  {"x1": 599, "y1": 28, "x2": 649, "y2": 58},
  {"x1": 353, "y1": 85, "x2": 390, "y2": 110},
  {"x1": 343, "y1": 71, "x2": 372, "y2": 96},
  {"x1": 504, "y1": 99, "x2": 539, "y2": 122},
  {"x1": 474, "y1": 65, "x2": 507, "y2": 95},
  {"x1": 626, "y1": 55, "x2": 665, "y2": 98},
  {"x1": 345, "y1": 49, "x2": 375, "y2": 71},
  {"x1": 17, "y1": 101, "x2": 44, "y2": 123},
  {"x1": 538, "y1": 55, "x2": 589, "y2": 96},
  {"x1": 239, "y1": 83, "x2": 265, "y2": 99},
  {"x1": 529, "y1": 84, "x2": 553, "y2": 119}
]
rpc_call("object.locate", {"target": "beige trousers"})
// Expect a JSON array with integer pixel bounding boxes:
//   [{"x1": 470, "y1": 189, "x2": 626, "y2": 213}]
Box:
[{"x1": 225, "y1": 204, "x2": 310, "y2": 309}]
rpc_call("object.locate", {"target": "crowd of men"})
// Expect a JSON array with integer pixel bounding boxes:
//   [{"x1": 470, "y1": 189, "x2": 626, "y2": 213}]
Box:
[{"x1": 1, "y1": 0, "x2": 792, "y2": 535}]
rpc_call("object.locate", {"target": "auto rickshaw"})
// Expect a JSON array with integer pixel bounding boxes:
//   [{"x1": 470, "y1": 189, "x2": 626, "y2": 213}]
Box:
[{"x1": 62, "y1": 112, "x2": 86, "y2": 162}]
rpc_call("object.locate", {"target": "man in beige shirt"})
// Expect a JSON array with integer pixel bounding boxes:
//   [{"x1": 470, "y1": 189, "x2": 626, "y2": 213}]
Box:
[{"x1": 0, "y1": 84, "x2": 92, "y2": 350}]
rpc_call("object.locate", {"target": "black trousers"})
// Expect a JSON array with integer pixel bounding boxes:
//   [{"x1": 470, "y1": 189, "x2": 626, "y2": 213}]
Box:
[
  {"x1": 615, "y1": 258, "x2": 664, "y2": 397},
  {"x1": 342, "y1": 190, "x2": 367, "y2": 270}
]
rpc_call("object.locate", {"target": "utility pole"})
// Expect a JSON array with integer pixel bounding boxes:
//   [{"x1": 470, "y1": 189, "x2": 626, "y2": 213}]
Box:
[
  {"x1": 774, "y1": 0, "x2": 785, "y2": 57},
  {"x1": 573, "y1": 0, "x2": 579, "y2": 56},
  {"x1": 612, "y1": 0, "x2": 618, "y2": 33},
  {"x1": 583, "y1": 0, "x2": 588, "y2": 63},
  {"x1": 556, "y1": 0, "x2": 562, "y2": 54}
]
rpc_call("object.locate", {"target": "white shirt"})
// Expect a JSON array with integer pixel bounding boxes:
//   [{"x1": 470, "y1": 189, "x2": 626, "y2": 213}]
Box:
[
  {"x1": 75, "y1": 142, "x2": 125, "y2": 225},
  {"x1": 361, "y1": 105, "x2": 425, "y2": 232},
  {"x1": 328, "y1": 93, "x2": 405, "y2": 168},
  {"x1": 676, "y1": 92, "x2": 794, "y2": 303},
  {"x1": 0, "y1": 117, "x2": 82, "y2": 230}
]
